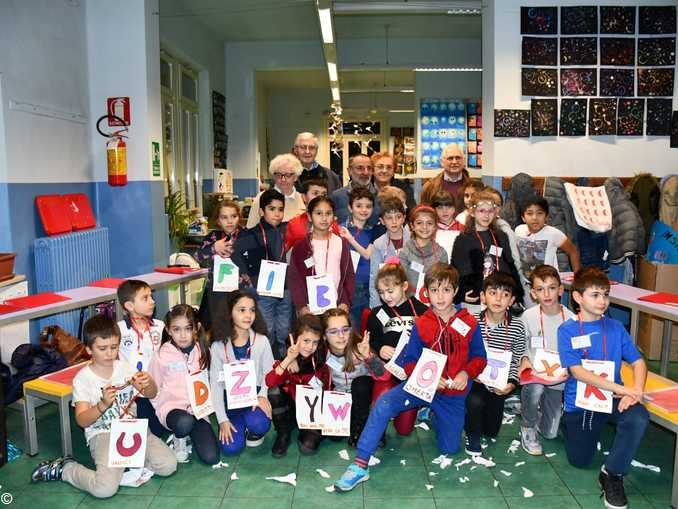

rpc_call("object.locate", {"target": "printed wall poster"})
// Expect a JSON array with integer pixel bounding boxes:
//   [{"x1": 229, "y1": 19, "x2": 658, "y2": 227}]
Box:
[{"x1": 420, "y1": 99, "x2": 466, "y2": 170}]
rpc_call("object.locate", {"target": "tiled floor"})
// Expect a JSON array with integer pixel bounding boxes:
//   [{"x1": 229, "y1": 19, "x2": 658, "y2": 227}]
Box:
[{"x1": 0, "y1": 402, "x2": 673, "y2": 508}]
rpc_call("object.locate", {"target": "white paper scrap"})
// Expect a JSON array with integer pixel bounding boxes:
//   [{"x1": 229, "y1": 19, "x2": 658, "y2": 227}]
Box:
[
  {"x1": 211, "y1": 461, "x2": 229, "y2": 470},
  {"x1": 597, "y1": 442, "x2": 602, "y2": 451},
  {"x1": 368, "y1": 455, "x2": 381, "y2": 467},
  {"x1": 230, "y1": 472, "x2": 239, "y2": 480},
  {"x1": 470, "y1": 466, "x2": 477, "y2": 471},
  {"x1": 472, "y1": 456, "x2": 496, "y2": 467},
  {"x1": 507, "y1": 440, "x2": 520, "y2": 454},
  {"x1": 325, "y1": 485, "x2": 335, "y2": 493},
  {"x1": 428, "y1": 471, "x2": 438, "y2": 477},
  {"x1": 515, "y1": 461, "x2": 525, "y2": 467},
  {"x1": 494, "y1": 480, "x2": 499, "y2": 488},
  {"x1": 545, "y1": 453, "x2": 556, "y2": 458},
  {"x1": 432, "y1": 455, "x2": 453, "y2": 469},
  {"x1": 316, "y1": 469, "x2": 330, "y2": 479},
  {"x1": 500, "y1": 470, "x2": 512, "y2": 477},
  {"x1": 415, "y1": 422, "x2": 430, "y2": 431},
  {"x1": 425, "y1": 484, "x2": 434, "y2": 491},
  {"x1": 400, "y1": 459, "x2": 407, "y2": 466},
  {"x1": 454, "y1": 458, "x2": 472, "y2": 470},
  {"x1": 404, "y1": 399, "x2": 410, "y2": 406},
  {"x1": 265, "y1": 473, "x2": 297, "y2": 486},
  {"x1": 522, "y1": 486, "x2": 534, "y2": 498},
  {"x1": 119, "y1": 467, "x2": 154, "y2": 487},
  {"x1": 631, "y1": 459, "x2": 661, "y2": 473},
  {"x1": 338, "y1": 449, "x2": 350, "y2": 460},
  {"x1": 459, "y1": 476, "x2": 470, "y2": 483}
]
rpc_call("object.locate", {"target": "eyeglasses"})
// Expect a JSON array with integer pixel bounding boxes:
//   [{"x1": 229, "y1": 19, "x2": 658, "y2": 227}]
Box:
[
  {"x1": 351, "y1": 165, "x2": 372, "y2": 171},
  {"x1": 295, "y1": 144, "x2": 317, "y2": 152},
  {"x1": 474, "y1": 208, "x2": 496, "y2": 215},
  {"x1": 325, "y1": 326, "x2": 352, "y2": 337},
  {"x1": 273, "y1": 172, "x2": 296, "y2": 180}
]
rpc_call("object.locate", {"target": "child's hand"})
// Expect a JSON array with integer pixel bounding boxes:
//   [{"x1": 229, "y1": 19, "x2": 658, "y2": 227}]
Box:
[
  {"x1": 299, "y1": 306, "x2": 311, "y2": 316},
  {"x1": 219, "y1": 421, "x2": 237, "y2": 445},
  {"x1": 495, "y1": 383, "x2": 515, "y2": 396},
  {"x1": 254, "y1": 396, "x2": 272, "y2": 419},
  {"x1": 214, "y1": 238, "x2": 231, "y2": 257},
  {"x1": 286, "y1": 334, "x2": 300, "y2": 361},
  {"x1": 380, "y1": 345, "x2": 395, "y2": 360},
  {"x1": 101, "y1": 385, "x2": 117, "y2": 408},
  {"x1": 518, "y1": 358, "x2": 533, "y2": 375},
  {"x1": 357, "y1": 331, "x2": 371, "y2": 359},
  {"x1": 338, "y1": 303, "x2": 349, "y2": 313},
  {"x1": 619, "y1": 385, "x2": 643, "y2": 403},
  {"x1": 464, "y1": 290, "x2": 479, "y2": 303},
  {"x1": 286, "y1": 360, "x2": 300, "y2": 374},
  {"x1": 437, "y1": 376, "x2": 448, "y2": 391},
  {"x1": 132, "y1": 372, "x2": 151, "y2": 392},
  {"x1": 449, "y1": 370, "x2": 469, "y2": 391},
  {"x1": 339, "y1": 227, "x2": 354, "y2": 242}
]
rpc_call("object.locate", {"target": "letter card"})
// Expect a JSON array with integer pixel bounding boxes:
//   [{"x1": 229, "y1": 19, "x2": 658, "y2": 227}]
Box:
[
  {"x1": 108, "y1": 418, "x2": 148, "y2": 468},
  {"x1": 403, "y1": 348, "x2": 447, "y2": 403},
  {"x1": 306, "y1": 274, "x2": 337, "y2": 315},
  {"x1": 321, "y1": 391, "x2": 352, "y2": 436},
  {"x1": 186, "y1": 370, "x2": 214, "y2": 419},
  {"x1": 223, "y1": 360, "x2": 258, "y2": 409},
  {"x1": 575, "y1": 359, "x2": 614, "y2": 414},
  {"x1": 477, "y1": 348, "x2": 512, "y2": 390},
  {"x1": 213, "y1": 256, "x2": 239, "y2": 292},
  {"x1": 296, "y1": 385, "x2": 324, "y2": 430},
  {"x1": 257, "y1": 260, "x2": 287, "y2": 298}
]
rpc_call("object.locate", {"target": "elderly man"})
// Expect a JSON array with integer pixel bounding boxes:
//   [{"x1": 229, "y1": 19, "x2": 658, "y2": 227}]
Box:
[
  {"x1": 293, "y1": 132, "x2": 342, "y2": 194},
  {"x1": 331, "y1": 153, "x2": 380, "y2": 225},
  {"x1": 246, "y1": 153, "x2": 306, "y2": 228},
  {"x1": 420, "y1": 143, "x2": 470, "y2": 211}
]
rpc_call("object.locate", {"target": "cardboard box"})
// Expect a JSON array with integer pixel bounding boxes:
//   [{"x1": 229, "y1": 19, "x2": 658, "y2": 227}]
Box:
[{"x1": 636, "y1": 257, "x2": 678, "y2": 360}]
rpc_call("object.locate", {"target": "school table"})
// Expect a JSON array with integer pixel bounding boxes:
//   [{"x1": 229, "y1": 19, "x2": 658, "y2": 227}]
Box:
[
  {"x1": 0, "y1": 268, "x2": 207, "y2": 456},
  {"x1": 561, "y1": 273, "x2": 678, "y2": 377}
]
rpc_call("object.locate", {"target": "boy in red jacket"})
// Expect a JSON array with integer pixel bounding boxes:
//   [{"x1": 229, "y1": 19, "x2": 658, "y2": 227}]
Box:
[{"x1": 334, "y1": 263, "x2": 487, "y2": 491}]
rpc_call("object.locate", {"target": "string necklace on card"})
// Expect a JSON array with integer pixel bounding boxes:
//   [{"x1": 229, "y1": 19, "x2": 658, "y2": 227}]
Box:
[
  {"x1": 431, "y1": 315, "x2": 453, "y2": 355},
  {"x1": 390, "y1": 297, "x2": 419, "y2": 322},
  {"x1": 539, "y1": 305, "x2": 565, "y2": 338},
  {"x1": 259, "y1": 223, "x2": 284, "y2": 261},
  {"x1": 483, "y1": 310, "x2": 509, "y2": 350},
  {"x1": 224, "y1": 331, "x2": 256, "y2": 362},
  {"x1": 474, "y1": 229, "x2": 500, "y2": 272},
  {"x1": 309, "y1": 232, "x2": 330, "y2": 276},
  {"x1": 130, "y1": 318, "x2": 151, "y2": 354},
  {"x1": 578, "y1": 314, "x2": 607, "y2": 360}
]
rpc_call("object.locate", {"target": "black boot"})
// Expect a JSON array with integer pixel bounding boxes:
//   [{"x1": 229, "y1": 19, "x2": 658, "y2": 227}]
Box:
[
  {"x1": 298, "y1": 429, "x2": 322, "y2": 455},
  {"x1": 269, "y1": 388, "x2": 293, "y2": 458}
]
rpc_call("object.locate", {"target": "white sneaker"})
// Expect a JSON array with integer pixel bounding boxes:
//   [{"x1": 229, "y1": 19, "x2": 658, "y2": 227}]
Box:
[
  {"x1": 172, "y1": 435, "x2": 190, "y2": 463},
  {"x1": 520, "y1": 426, "x2": 543, "y2": 456}
]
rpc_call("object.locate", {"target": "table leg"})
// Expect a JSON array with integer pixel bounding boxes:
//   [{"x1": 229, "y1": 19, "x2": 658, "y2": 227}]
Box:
[
  {"x1": 179, "y1": 282, "x2": 186, "y2": 305},
  {"x1": 59, "y1": 396, "x2": 72, "y2": 457},
  {"x1": 630, "y1": 309, "x2": 639, "y2": 344},
  {"x1": 661, "y1": 320, "x2": 673, "y2": 377},
  {"x1": 23, "y1": 393, "x2": 38, "y2": 456}
]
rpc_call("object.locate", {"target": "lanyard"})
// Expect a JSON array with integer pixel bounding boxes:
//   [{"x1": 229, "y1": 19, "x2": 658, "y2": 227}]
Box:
[
  {"x1": 483, "y1": 311, "x2": 510, "y2": 351},
  {"x1": 431, "y1": 315, "x2": 454, "y2": 355},
  {"x1": 538, "y1": 305, "x2": 565, "y2": 338},
  {"x1": 390, "y1": 297, "x2": 419, "y2": 322},
  {"x1": 578, "y1": 314, "x2": 607, "y2": 360},
  {"x1": 259, "y1": 223, "x2": 284, "y2": 260},
  {"x1": 474, "y1": 229, "x2": 500, "y2": 272},
  {"x1": 388, "y1": 236, "x2": 404, "y2": 254},
  {"x1": 309, "y1": 234, "x2": 330, "y2": 276},
  {"x1": 224, "y1": 332, "x2": 256, "y2": 363},
  {"x1": 130, "y1": 318, "x2": 151, "y2": 354}
]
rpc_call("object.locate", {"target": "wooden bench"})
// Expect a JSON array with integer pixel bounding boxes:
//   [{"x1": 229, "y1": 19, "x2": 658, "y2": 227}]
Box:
[{"x1": 621, "y1": 363, "x2": 678, "y2": 508}]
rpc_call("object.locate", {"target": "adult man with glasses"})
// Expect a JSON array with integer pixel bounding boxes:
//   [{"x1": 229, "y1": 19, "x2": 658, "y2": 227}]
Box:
[
  {"x1": 293, "y1": 132, "x2": 342, "y2": 195},
  {"x1": 420, "y1": 143, "x2": 470, "y2": 212},
  {"x1": 246, "y1": 153, "x2": 306, "y2": 228},
  {"x1": 331, "y1": 153, "x2": 380, "y2": 225}
]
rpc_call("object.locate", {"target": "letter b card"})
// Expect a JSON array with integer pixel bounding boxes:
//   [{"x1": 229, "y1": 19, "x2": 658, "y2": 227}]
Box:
[{"x1": 223, "y1": 360, "x2": 258, "y2": 409}]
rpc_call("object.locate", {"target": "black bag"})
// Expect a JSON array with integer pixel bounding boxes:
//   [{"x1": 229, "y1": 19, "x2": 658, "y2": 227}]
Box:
[{"x1": 3, "y1": 344, "x2": 68, "y2": 405}]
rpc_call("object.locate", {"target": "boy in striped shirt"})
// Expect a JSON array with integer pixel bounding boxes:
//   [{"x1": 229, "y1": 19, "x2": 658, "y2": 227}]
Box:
[{"x1": 465, "y1": 271, "x2": 527, "y2": 456}]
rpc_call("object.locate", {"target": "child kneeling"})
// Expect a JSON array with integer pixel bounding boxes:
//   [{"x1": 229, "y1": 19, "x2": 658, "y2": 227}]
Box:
[
  {"x1": 334, "y1": 263, "x2": 487, "y2": 491},
  {"x1": 31, "y1": 316, "x2": 176, "y2": 498}
]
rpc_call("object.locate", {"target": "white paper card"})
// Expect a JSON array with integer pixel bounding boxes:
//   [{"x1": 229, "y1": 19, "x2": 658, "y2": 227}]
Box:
[
  {"x1": 411, "y1": 260, "x2": 424, "y2": 273},
  {"x1": 575, "y1": 359, "x2": 615, "y2": 414},
  {"x1": 306, "y1": 274, "x2": 337, "y2": 315},
  {"x1": 477, "y1": 348, "x2": 513, "y2": 390},
  {"x1": 223, "y1": 360, "x2": 258, "y2": 410},
  {"x1": 384, "y1": 330, "x2": 410, "y2": 380},
  {"x1": 321, "y1": 391, "x2": 352, "y2": 436},
  {"x1": 304, "y1": 257, "x2": 315, "y2": 269},
  {"x1": 404, "y1": 348, "x2": 447, "y2": 403},
  {"x1": 415, "y1": 271, "x2": 430, "y2": 306},
  {"x1": 350, "y1": 251, "x2": 361, "y2": 272},
  {"x1": 213, "y1": 256, "x2": 239, "y2": 292},
  {"x1": 436, "y1": 230, "x2": 460, "y2": 261},
  {"x1": 257, "y1": 260, "x2": 287, "y2": 298},
  {"x1": 532, "y1": 349, "x2": 567, "y2": 381},
  {"x1": 186, "y1": 370, "x2": 214, "y2": 420},
  {"x1": 571, "y1": 334, "x2": 592, "y2": 349},
  {"x1": 376, "y1": 309, "x2": 390, "y2": 325},
  {"x1": 296, "y1": 385, "x2": 324, "y2": 430},
  {"x1": 531, "y1": 336, "x2": 545, "y2": 349},
  {"x1": 489, "y1": 245, "x2": 503, "y2": 257},
  {"x1": 108, "y1": 419, "x2": 148, "y2": 468},
  {"x1": 451, "y1": 318, "x2": 471, "y2": 337}
]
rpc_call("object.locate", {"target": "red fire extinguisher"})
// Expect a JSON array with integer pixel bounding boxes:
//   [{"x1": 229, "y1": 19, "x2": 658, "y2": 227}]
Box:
[{"x1": 96, "y1": 114, "x2": 129, "y2": 186}]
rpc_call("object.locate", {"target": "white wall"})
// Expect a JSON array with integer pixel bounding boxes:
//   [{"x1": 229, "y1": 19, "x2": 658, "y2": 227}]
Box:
[
  {"x1": 0, "y1": 0, "x2": 90, "y2": 183},
  {"x1": 484, "y1": 0, "x2": 678, "y2": 178}
]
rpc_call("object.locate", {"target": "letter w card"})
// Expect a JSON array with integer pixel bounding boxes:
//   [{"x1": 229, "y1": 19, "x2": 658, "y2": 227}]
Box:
[
  {"x1": 306, "y1": 274, "x2": 337, "y2": 315},
  {"x1": 257, "y1": 260, "x2": 287, "y2": 298},
  {"x1": 108, "y1": 419, "x2": 148, "y2": 468},
  {"x1": 213, "y1": 256, "x2": 239, "y2": 292},
  {"x1": 321, "y1": 391, "x2": 352, "y2": 436},
  {"x1": 575, "y1": 359, "x2": 615, "y2": 414},
  {"x1": 296, "y1": 385, "x2": 324, "y2": 430},
  {"x1": 403, "y1": 348, "x2": 447, "y2": 403},
  {"x1": 186, "y1": 370, "x2": 214, "y2": 419},
  {"x1": 223, "y1": 360, "x2": 258, "y2": 409}
]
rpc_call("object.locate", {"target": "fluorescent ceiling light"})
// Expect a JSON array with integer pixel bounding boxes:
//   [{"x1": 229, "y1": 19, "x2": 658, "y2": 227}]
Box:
[
  {"x1": 400, "y1": 89, "x2": 415, "y2": 93},
  {"x1": 331, "y1": 87, "x2": 340, "y2": 102},
  {"x1": 415, "y1": 67, "x2": 483, "y2": 72},
  {"x1": 389, "y1": 109, "x2": 415, "y2": 113},
  {"x1": 327, "y1": 62, "x2": 338, "y2": 82},
  {"x1": 318, "y1": 8, "x2": 333, "y2": 43}
]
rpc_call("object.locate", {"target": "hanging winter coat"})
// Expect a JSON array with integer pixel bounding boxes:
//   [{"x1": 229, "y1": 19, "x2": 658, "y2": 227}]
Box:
[
  {"x1": 501, "y1": 173, "x2": 537, "y2": 229},
  {"x1": 627, "y1": 173, "x2": 659, "y2": 245},
  {"x1": 543, "y1": 177, "x2": 578, "y2": 271},
  {"x1": 605, "y1": 178, "x2": 646, "y2": 264}
]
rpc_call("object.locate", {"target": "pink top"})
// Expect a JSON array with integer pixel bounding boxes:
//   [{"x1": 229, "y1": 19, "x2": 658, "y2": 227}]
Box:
[
  {"x1": 311, "y1": 234, "x2": 343, "y2": 291},
  {"x1": 149, "y1": 341, "x2": 205, "y2": 428}
]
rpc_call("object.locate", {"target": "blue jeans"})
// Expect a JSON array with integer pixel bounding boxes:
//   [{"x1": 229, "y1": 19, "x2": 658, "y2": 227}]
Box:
[
  {"x1": 257, "y1": 289, "x2": 292, "y2": 358},
  {"x1": 562, "y1": 399, "x2": 648, "y2": 475},
  {"x1": 350, "y1": 282, "x2": 370, "y2": 332},
  {"x1": 356, "y1": 382, "x2": 467, "y2": 462},
  {"x1": 520, "y1": 384, "x2": 563, "y2": 439},
  {"x1": 136, "y1": 397, "x2": 165, "y2": 437},
  {"x1": 221, "y1": 403, "x2": 272, "y2": 456}
]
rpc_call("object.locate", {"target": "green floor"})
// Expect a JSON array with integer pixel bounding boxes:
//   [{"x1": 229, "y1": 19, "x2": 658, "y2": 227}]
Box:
[{"x1": 0, "y1": 402, "x2": 674, "y2": 509}]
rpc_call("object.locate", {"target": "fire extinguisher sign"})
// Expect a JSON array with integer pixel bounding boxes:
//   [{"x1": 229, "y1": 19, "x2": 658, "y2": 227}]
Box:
[{"x1": 107, "y1": 97, "x2": 131, "y2": 126}]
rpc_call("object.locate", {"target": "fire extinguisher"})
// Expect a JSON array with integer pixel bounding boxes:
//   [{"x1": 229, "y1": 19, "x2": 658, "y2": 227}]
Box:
[{"x1": 96, "y1": 114, "x2": 129, "y2": 186}]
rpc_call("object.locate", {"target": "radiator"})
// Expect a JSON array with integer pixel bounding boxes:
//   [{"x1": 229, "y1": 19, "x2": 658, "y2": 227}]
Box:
[{"x1": 34, "y1": 227, "x2": 111, "y2": 335}]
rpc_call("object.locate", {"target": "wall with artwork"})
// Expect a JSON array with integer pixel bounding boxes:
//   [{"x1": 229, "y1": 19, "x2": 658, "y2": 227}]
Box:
[{"x1": 483, "y1": 0, "x2": 678, "y2": 178}]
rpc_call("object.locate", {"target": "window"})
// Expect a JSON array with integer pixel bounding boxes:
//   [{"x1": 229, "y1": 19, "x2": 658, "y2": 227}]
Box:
[{"x1": 161, "y1": 51, "x2": 201, "y2": 210}]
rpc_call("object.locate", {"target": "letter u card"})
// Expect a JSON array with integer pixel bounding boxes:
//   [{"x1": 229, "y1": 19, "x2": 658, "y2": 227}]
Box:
[
  {"x1": 321, "y1": 391, "x2": 352, "y2": 436},
  {"x1": 213, "y1": 256, "x2": 239, "y2": 292},
  {"x1": 296, "y1": 385, "x2": 324, "y2": 430},
  {"x1": 257, "y1": 260, "x2": 287, "y2": 298},
  {"x1": 575, "y1": 359, "x2": 615, "y2": 414},
  {"x1": 403, "y1": 348, "x2": 447, "y2": 403},
  {"x1": 223, "y1": 360, "x2": 258, "y2": 409},
  {"x1": 477, "y1": 348, "x2": 512, "y2": 390},
  {"x1": 186, "y1": 370, "x2": 214, "y2": 419},
  {"x1": 306, "y1": 274, "x2": 337, "y2": 315},
  {"x1": 108, "y1": 419, "x2": 148, "y2": 468}
]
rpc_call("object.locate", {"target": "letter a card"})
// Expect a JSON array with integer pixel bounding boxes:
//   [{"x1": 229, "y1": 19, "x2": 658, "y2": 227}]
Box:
[
  {"x1": 257, "y1": 260, "x2": 287, "y2": 298},
  {"x1": 296, "y1": 385, "x2": 324, "y2": 430},
  {"x1": 575, "y1": 359, "x2": 614, "y2": 414},
  {"x1": 186, "y1": 370, "x2": 214, "y2": 419},
  {"x1": 321, "y1": 391, "x2": 352, "y2": 436},
  {"x1": 213, "y1": 256, "x2": 239, "y2": 292},
  {"x1": 108, "y1": 418, "x2": 148, "y2": 468},
  {"x1": 223, "y1": 359, "x2": 258, "y2": 409},
  {"x1": 404, "y1": 348, "x2": 447, "y2": 403},
  {"x1": 306, "y1": 274, "x2": 337, "y2": 315}
]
